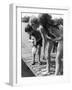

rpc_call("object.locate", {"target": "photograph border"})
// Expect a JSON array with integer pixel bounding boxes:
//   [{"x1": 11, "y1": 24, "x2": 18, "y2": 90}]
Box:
[{"x1": 9, "y1": 4, "x2": 70, "y2": 86}]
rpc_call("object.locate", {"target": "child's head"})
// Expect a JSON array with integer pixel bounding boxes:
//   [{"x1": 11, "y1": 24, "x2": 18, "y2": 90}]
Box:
[
  {"x1": 29, "y1": 16, "x2": 39, "y2": 30},
  {"x1": 25, "y1": 24, "x2": 33, "y2": 34}
]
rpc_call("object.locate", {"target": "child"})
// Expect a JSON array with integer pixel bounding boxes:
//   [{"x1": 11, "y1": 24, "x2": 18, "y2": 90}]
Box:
[
  {"x1": 25, "y1": 24, "x2": 42, "y2": 65},
  {"x1": 28, "y1": 29, "x2": 42, "y2": 65}
]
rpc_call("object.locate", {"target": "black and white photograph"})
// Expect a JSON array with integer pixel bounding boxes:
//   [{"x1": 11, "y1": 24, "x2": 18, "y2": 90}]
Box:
[
  {"x1": 21, "y1": 12, "x2": 63, "y2": 77},
  {"x1": 0, "y1": 0, "x2": 71, "y2": 88},
  {"x1": 9, "y1": 4, "x2": 71, "y2": 86}
]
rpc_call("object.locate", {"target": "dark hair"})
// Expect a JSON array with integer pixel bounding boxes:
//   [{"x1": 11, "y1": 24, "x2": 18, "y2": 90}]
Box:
[
  {"x1": 30, "y1": 16, "x2": 39, "y2": 25},
  {"x1": 25, "y1": 24, "x2": 33, "y2": 33}
]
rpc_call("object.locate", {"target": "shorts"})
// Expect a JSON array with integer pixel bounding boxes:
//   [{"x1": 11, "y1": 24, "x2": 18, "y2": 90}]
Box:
[{"x1": 33, "y1": 38, "x2": 42, "y2": 47}]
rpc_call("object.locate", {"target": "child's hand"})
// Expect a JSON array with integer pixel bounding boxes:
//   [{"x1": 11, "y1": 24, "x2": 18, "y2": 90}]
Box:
[{"x1": 28, "y1": 39, "x2": 34, "y2": 43}]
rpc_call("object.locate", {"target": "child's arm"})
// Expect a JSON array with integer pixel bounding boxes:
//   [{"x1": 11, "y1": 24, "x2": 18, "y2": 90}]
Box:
[
  {"x1": 28, "y1": 35, "x2": 36, "y2": 46},
  {"x1": 46, "y1": 34, "x2": 54, "y2": 41},
  {"x1": 53, "y1": 36, "x2": 63, "y2": 42},
  {"x1": 28, "y1": 34, "x2": 34, "y2": 42}
]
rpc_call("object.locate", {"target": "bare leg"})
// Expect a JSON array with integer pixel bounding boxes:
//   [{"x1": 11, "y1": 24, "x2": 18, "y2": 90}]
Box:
[
  {"x1": 47, "y1": 41, "x2": 53, "y2": 73},
  {"x1": 52, "y1": 42, "x2": 58, "y2": 53},
  {"x1": 32, "y1": 46, "x2": 37, "y2": 65},
  {"x1": 38, "y1": 45, "x2": 41, "y2": 64},
  {"x1": 42, "y1": 38, "x2": 47, "y2": 60},
  {"x1": 55, "y1": 41, "x2": 63, "y2": 75}
]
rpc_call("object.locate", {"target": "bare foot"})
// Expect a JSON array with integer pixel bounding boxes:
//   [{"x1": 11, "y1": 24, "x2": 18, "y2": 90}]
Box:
[{"x1": 32, "y1": 62, "x2": 36, "y2": 65}]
